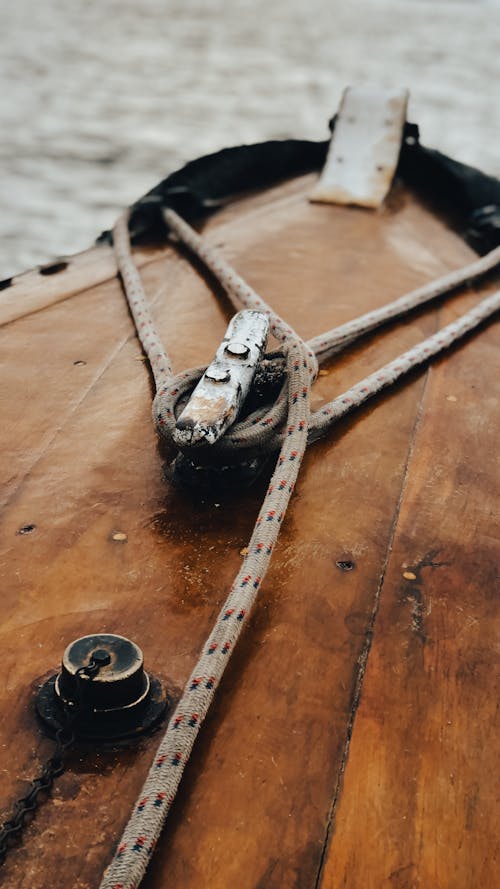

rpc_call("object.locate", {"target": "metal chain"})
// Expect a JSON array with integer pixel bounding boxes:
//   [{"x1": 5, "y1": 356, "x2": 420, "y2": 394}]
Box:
[{"x1": 0, "y1": 657, "x2": 105, "y2": 867}]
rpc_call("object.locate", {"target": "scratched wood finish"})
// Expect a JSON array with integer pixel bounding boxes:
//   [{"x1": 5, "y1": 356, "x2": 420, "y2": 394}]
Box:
[
  {"x1": 0, "y1": 177, "x2": 497, "y2": 889},
  {"x1": 318, "y1": 278, "x2": 500, "y2": 889}
]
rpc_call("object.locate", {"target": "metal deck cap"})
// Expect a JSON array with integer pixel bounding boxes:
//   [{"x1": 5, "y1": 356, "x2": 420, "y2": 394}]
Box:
[
  {"x1": 37, "y1": 633, "x2": 170, "y2": 742},
  {"x1": 56, "y1": 634, "x2": 148, "y2": 712}
]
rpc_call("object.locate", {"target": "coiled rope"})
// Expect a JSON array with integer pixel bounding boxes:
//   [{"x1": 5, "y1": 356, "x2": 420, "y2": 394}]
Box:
[{"x1": 101, "y1": 208, "x2": 500, "y2": 889}]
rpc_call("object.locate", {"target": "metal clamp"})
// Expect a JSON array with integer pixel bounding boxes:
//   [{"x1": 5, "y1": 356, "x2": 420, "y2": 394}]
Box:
[{"x1": 174, "y1": 309, "x2": 269, "y2": 447}]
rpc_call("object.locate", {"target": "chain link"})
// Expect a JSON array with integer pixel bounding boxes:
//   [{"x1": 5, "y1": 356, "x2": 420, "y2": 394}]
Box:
[{"x1": 0, "y1": 657, "x2": 106, "y2": 867}]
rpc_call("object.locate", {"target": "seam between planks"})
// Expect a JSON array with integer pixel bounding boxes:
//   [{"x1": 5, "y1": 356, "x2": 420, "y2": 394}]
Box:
[
  {"x1": 0, "y1": 252, "x2": 164, "y2": 329},
  {"x1": 313, "y1": 365, "x2": 433, "y2": 889}
]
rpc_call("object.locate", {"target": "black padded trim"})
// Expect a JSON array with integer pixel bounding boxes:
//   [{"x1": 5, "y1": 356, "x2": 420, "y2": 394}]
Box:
[
  {"x1": 398, "y1": 140, "x2": 500, "y2": 253},
  {"x1": 99, "y1": 123, "x2": 500, "y2": 254}
]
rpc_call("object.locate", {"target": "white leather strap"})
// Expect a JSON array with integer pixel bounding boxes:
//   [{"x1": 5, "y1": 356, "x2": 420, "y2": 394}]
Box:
[{"x1": 310, "y1": 85, "x2": 409, "y2": 208}]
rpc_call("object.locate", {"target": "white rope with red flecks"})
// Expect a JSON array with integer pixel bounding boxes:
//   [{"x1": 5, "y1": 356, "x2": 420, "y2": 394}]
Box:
[{"x1": 101, "y1": 209, "x2": 499, "y2": 889}]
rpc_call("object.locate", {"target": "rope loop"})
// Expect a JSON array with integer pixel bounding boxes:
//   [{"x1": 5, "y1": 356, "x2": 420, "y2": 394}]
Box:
[{"x1": 152, "y1": 341, "x2": 315, "y2": 466}]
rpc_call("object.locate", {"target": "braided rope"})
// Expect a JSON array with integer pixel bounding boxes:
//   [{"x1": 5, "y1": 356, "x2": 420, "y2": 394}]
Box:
[
  {"x1": 115, "y1": 212, "x2": 500, "y2": 458},
  {"x1": 102, "y1": 210, "x2": 499, "y2": 889}
]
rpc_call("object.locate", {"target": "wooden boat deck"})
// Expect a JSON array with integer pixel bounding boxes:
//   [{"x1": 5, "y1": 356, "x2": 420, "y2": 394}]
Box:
[{"x1": 0, "y1": 175, "x2": 498, "y2": 888}]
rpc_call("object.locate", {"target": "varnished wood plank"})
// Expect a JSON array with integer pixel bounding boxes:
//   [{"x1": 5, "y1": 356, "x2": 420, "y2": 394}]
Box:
[
  {"x1": 0, "y1": 243, "x2": 161, "y2": 328},
  {"x1": 0, "y1": 247, "x2": 188, "y2": 506},
  {"x1": 318, "y1": 284, "x2": 499, "y2": 888},
  {"x1": 0, "y1": 180, "x2": 490, "y2": 888}
]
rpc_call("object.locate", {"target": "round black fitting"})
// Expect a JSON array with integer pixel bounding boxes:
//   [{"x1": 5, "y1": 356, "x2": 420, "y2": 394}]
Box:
[{"x1": 37, "y1": 633, "x2": 169, "y2": 743}]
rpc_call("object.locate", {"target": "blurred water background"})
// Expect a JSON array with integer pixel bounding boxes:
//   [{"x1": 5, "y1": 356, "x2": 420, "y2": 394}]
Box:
[{"x1": 1, "y1": 0, "x2": 499, "y2": 277}]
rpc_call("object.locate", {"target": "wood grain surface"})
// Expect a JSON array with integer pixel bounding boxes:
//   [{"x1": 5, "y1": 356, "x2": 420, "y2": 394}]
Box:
[
  {"x1": 318, "y1": 272, "x2": 500, "y2": 889},
  {"x1": 0, "y1": 175, "x2": 498, "y2": 888}
]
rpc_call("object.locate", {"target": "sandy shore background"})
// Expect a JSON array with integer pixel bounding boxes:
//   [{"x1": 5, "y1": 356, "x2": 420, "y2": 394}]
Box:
[{"x1": 1, "y1": 0, "x2": 499, "y2": 276}]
